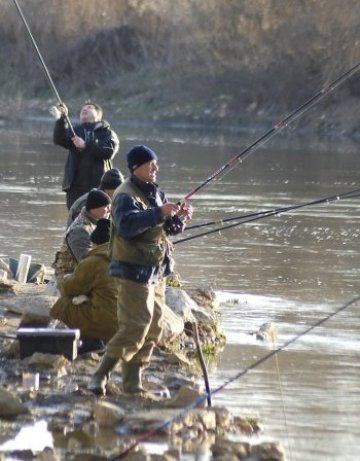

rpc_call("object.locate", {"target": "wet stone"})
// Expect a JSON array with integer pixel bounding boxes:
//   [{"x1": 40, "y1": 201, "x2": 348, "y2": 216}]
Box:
[
  {"x1": 0, "y1": 277, "x2": 284, "y2": 460},
  {"x1": 94, "y1": 401, "x2": 125, "y2": 428},
  {"x1": 164, "y1": 385, "x2": 205, "y2": 408},
  {"x1": 0, "y1": 387, "x2": 30, "y2": 418}
]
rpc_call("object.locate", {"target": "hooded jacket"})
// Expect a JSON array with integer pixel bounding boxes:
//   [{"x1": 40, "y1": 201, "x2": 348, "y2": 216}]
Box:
[{"x1": 50, "y1": 243, "x2": 118, "y2": 342}]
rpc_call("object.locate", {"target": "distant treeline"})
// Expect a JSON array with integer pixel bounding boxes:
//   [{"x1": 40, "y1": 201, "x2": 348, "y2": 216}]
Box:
[{"x1": 1, "y1": 0, "x2": 359, "y2": 130}]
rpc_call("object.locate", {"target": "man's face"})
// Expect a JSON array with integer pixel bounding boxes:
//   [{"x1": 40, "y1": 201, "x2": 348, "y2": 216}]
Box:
[
  {"x1": 80, "y1": 104, "x2": 100, "y2": 123},
  {"x1": 90, "y1": 204, "x2": 110, "y2": 220},
  {"x1": 134, "y1": 160, "x2": 159, "y2": 183}
]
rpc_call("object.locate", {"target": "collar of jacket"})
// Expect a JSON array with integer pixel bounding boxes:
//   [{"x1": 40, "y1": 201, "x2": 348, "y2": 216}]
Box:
[
  {"x1": 81, "y1": 120, "x2": 109, "y2": 131},
  {"x1": 80, "y1": 207, "x2": 100, "y2": 225},
  {"x1": 130, "y1": 174, "x2": 159, "y2": 196}
]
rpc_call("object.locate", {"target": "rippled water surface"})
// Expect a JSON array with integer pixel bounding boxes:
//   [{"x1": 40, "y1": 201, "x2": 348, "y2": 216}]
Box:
[{"x1": 0, "y1": 120, "x2": 359, "y2": 460}]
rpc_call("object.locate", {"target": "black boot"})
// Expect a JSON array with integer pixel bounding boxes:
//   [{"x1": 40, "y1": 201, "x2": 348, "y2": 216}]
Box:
[
  {"x1": 87, "y1": 355, "x2": 118, "y2": 396},
  {"x1": 122, "y1": 362, "x2": 144, "y2": 394},
  {"x1": 78, "y1": 337, "x2": 105, "y2": 355}
]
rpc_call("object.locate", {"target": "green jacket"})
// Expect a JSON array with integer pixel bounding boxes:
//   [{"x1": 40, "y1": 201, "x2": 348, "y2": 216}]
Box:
[
  {"x1": 110, "y1": 178, "x2": 171, "y2": 266},
  {"x1": 50, "y1": 243, "x2": 118, "y2": 341}
]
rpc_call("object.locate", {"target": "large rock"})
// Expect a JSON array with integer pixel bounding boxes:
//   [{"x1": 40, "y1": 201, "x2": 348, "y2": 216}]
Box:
[
  {"x1": 166, "y1": 287, "x2": 217, "y2": 323},
  {"x1": 1, "y1": 295, "x2": 58, "y2": 316},
  {"x1": 0, "y1": 295, "x2": 58, "y2": 327},
  {"x1": 124, "y1": 408, "x2": 180, "y2": 432},
  {"x1": 94, "y1": 401, "x2": 125, "y2": 427},
  {"x1": 24, "y1": 352, "x2": 70, "y2": 372},
  {"x1": 165, "y1": 287, "x2": 197, "y2": 321},
  {"x1": 160, "y1": 303, "x2": 184, "y2": 345},
  {"x1": 165, "y1": 385, "x2": 206, "y2": 409},
  {"x1": 250, "y1": 441, "x2": 287, "y2": 461},
  {"x1": 0, "y1": 387, "x2": 30, "y2": 417}
]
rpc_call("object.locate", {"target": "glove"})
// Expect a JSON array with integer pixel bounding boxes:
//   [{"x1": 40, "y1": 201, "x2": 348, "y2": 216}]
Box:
[
  {"x1": 49, "y1": 106, "x2": 62, "y2": 120},
  {"x1": 49, "y1": 102, "x2": 68, "y2": 119},
  {"x1": 57, "y1": 102, "x2": 68, "y2": 116},
  {"x1": 72, "y1": 295, "x2": 89, "y2": 305}
]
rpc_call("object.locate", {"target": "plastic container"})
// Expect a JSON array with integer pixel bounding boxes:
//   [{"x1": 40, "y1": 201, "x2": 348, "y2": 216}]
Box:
[{"x1": 15, "y1": 253, "x2": 32, "y2": 283}]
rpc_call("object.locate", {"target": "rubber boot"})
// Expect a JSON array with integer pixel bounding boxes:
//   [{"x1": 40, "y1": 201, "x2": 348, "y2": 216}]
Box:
[
  {"x1": 122, "y1": 362, "x2": 144, "y2": 394},
  {"x1": 87, "y1": 355, "x2": 118, "y2": 396}
]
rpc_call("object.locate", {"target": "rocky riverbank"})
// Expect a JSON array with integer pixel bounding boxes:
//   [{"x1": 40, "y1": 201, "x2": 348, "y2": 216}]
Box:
[{"x1": 0, "y1": 268, "x2": 286, "y2": 461}]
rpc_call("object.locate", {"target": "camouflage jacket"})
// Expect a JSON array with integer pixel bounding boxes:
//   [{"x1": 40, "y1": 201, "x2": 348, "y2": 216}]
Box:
[{"x1": 53, "y1": 207, "x2": 97, "y2": 281}]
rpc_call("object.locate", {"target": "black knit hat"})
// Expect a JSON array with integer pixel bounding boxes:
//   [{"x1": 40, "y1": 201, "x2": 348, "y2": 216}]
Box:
[
  {"x1": 85, "y1": 189, "x2": 111, "y2": 211},
  {"x1": 90, "y1": 218, "x2": 111, "y2": 245},
  {"x1": 99, "y1": 168, "x2": 124, "y2": 190},
  {"x1": 126, "y1": 145, "x2": 158, "y2": 172}
]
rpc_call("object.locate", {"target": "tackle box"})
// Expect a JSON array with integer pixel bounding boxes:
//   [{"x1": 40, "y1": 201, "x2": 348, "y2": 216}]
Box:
[{"x1": 16, "y1": 328, "x2": 80, "y2": 361}]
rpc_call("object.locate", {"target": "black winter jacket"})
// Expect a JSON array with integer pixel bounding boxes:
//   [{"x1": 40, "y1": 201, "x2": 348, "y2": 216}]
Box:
[{"x1": 54, "y1": 116, "x2": 120, "y2": 191}]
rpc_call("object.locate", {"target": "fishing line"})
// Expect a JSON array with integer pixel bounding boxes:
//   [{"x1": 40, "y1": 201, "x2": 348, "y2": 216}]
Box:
[
  {"x1": 12, "y1": 0, "x2": 76, "y2": 136},
  {"x1": 175, "y1": 187, "x2": 360, "y2": 244},
  {"x1": 111, "y1": 296, "x2": 360, "y2": 460},
  {"x1": 182, "y1": 62, "x2": 360, "y2": 202}
]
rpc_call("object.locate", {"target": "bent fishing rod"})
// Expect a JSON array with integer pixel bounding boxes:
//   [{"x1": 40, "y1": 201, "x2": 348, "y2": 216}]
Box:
[
  {"x1": 182, "y1": 62, "x2": 360, "y2": 202},
  {"x1": 110, "y1": 295, "x2": 360, "y2": 460},
  {"x1": 175, "y1": 186, "x2": 360, "y2": 244},
  {"x1": 12, "y1": 0, "x2": 76, "y2": 136}
]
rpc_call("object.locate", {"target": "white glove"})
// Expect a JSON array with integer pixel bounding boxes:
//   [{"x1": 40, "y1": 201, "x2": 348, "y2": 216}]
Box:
[
  {"x1": 72, "y1": 295, "x2": 89, "y2": 305},
  {"x1": 49, "y1": 106, "x2": 62, "y2": 120}
]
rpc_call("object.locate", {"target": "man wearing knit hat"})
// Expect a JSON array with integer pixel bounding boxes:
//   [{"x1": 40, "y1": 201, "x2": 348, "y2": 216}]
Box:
[
  {"x1": 53, "y1": 188, "x2": 111, "y2": 286},
  {"x1": 66, "y1": 168, "x2": 124, "y2": 227},
  {"x1": 88, "y1": 144, "x2": 193, "y2": 397}
]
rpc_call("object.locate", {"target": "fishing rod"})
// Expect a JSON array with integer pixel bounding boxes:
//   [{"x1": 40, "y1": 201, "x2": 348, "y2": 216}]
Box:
[
  {"x1": 192, "y1": 322, "x2": 212, "y2": 407},
  {"x1": 184, "y1": 187, "x2": 360, "y2": 232},
  {"x1": 12, "y1": 0, "x2": 76, "y2": 136},
  {"x1": 186, "y1": 207, "x2": 290, "y2": 231},
  {"x1": 175, "y1": 187, "x2": 360, "y2": 244},
  {"x1": 182, "y1": 62, "x2": 360, "y2": 202},
  {"x1": 111, "y1": 295, "x2": 360, "y2": 460}
]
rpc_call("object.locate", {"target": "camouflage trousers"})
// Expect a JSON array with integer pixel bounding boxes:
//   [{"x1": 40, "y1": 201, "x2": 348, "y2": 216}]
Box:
[
  {"x1": 52, "y1": 247, "x2": 76, "y2": 288},
  {"x1": 106, "y1": 278, "x2": 164, "y2": 365}
]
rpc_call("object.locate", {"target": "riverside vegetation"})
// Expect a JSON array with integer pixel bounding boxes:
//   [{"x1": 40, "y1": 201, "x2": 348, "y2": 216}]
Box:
[{"x1": 0, "y1": 0, "x2": 359, "y2": 136}]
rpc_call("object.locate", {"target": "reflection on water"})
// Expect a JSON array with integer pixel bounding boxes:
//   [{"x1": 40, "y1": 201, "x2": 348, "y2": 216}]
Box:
[
  {"x1": 0, "y1": 121, "x2": 359, "y2": 460},
  {"x1": 0, "y1": 420, "x2": 53, "y2": 452}
]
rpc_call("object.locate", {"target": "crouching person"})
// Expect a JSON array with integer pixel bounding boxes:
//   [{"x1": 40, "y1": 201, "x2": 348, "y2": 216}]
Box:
[
  {"x1": 50, "y1": 218, "x2": 118, "y2": 353},
  {"x1": 87, "y1": 145, "x2": 193, "y2": 396},
  {"x1": 52, "y1": 188, "x2": 111, "y2": 287}
]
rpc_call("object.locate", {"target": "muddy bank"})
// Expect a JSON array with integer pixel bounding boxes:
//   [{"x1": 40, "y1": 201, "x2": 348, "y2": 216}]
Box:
[
  {"x1": 2, "y1": 93, "x2": 360, "y2": 143},
  {"x1": 0, "y1": 276, "x2": 286, "y2": 461}
]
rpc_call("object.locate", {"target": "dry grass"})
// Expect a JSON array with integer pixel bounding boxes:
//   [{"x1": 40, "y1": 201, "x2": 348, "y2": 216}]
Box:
[{"x1": 1, "y1": 0, "x2": 359, "y2": 130}]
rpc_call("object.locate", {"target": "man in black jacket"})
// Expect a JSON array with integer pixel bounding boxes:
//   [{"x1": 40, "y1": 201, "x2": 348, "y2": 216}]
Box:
[{"x1": 51, "y1": 101, "x2": 120, "y2": 209}]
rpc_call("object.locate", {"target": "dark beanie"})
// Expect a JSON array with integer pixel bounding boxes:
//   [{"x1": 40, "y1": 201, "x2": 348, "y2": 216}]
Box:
[
  {"x1": 85, "y1": 189, "x2": 111, "y2": 211},
  {"x1": 90, "y1": 218, "x2": 111, "y2": 245},
  {"x1": 126, "y1": 145, "x2": 158, "y2": 172},
  {"x1": 99, "y1": 168, "x2": 124, "y2": 190}
]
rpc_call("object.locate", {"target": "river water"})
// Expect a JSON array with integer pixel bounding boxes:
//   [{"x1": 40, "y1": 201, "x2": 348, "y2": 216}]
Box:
[{"x1": 0, "y1": 120, "x2": 359, "y2": 460}]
